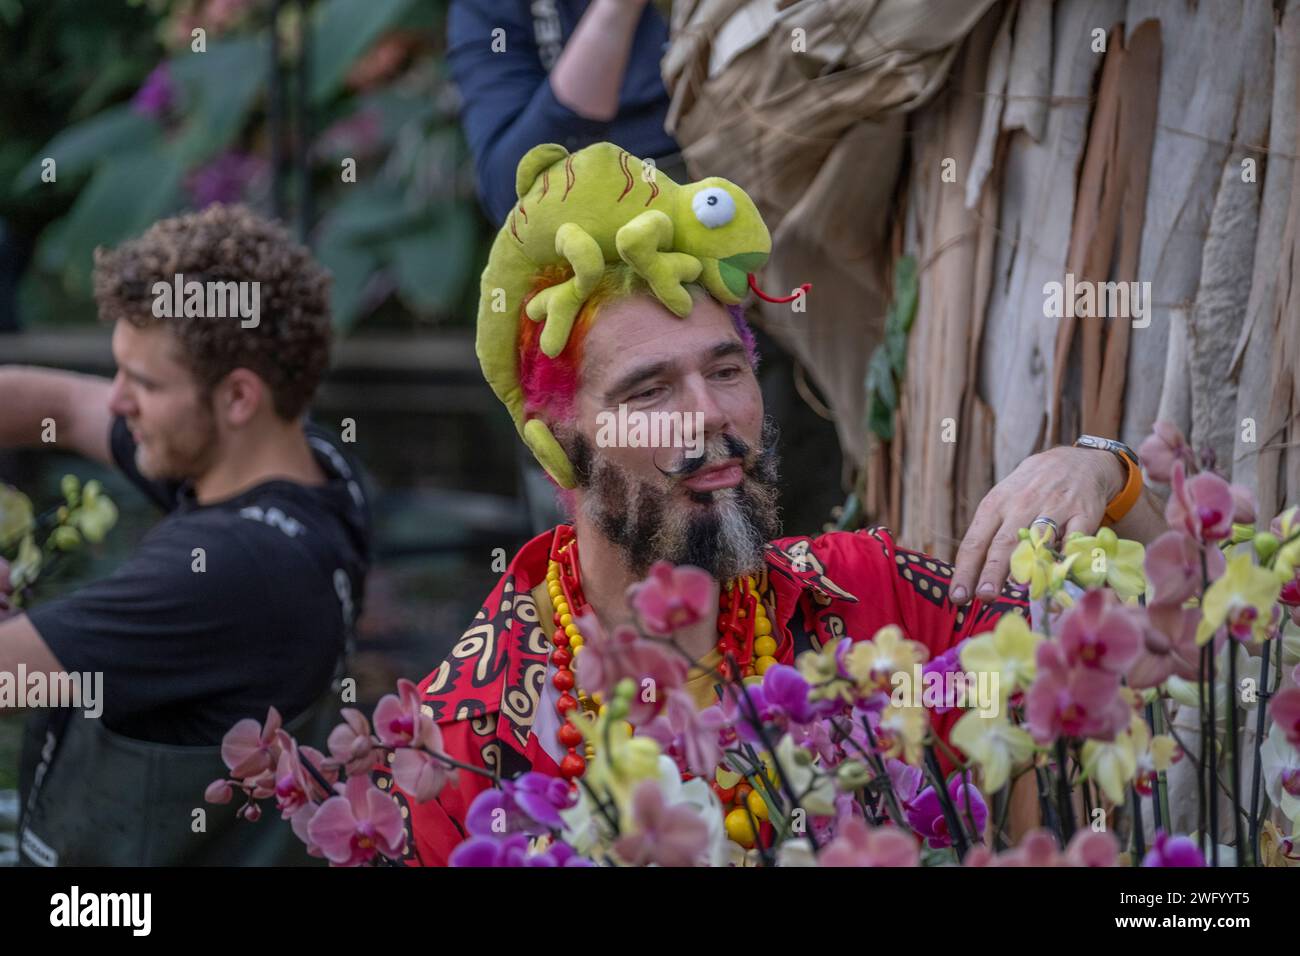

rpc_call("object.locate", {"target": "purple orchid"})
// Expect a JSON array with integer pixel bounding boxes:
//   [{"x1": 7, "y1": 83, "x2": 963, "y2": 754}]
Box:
[
  {"x1": 464, "y1": 772, "x2": 576, "y2": 837},
  {"x1": 905, "y1": 777, "x2": 988, "y2": 849},
  {"x1": 450, "y1": 832, "x2": 592, "y2": 867},
  {"x1": 1141, "y1": 831, "x2": 1206, "y2": 867},
  {"x1": 131, "y1": 64, "x2": 175, "y2": 118}
]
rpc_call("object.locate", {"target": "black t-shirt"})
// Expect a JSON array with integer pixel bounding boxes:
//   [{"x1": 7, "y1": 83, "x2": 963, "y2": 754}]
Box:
[{"x1": 25, "y1": 417, "x2": 371, "y2": 745}]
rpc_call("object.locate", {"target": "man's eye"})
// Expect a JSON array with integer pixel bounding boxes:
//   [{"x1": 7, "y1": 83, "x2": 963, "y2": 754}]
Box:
[
  {"x1": 629, "y1": 386, "x2": 666, "y2": 402},
  {"x1": 711, "y1": 366, "x2": 742, "y2": 380}
]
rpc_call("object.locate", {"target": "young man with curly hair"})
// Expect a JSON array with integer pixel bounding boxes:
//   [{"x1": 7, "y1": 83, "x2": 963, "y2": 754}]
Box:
[{"x1": 0, "y1": 204, "x2": 370, "y2": 865}]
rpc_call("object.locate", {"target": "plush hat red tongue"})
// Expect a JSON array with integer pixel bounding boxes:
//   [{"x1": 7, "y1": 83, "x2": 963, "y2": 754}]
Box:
[{"x1": 747, "y1": 274, "x2": 812, "y2": 304}]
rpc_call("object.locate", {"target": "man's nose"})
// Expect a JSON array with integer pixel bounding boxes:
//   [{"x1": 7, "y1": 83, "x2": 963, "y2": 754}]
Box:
[
  {"x1": 681, "y1": 373, "x2": 730, "y2": 438},
  {"x1": 107, "y1": 373, "x2": 133, "y2": 417}
]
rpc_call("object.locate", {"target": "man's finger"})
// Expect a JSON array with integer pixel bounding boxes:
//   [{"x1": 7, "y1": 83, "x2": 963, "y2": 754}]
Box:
[
  {"x1": 1062, "y1": 508, "x2": 1102, "y2": 542},
  {"x1": 952, "y1": 497, "x2": 1005, "y2": 605},
  {"x1": 974, "y1": 518, "x2": 1028, "y2": 601}
]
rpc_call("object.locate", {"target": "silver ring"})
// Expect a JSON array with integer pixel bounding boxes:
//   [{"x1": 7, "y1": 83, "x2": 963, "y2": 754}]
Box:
[{"x1": 1029, "y1": 515, "x2": 1059, "y2": 542}]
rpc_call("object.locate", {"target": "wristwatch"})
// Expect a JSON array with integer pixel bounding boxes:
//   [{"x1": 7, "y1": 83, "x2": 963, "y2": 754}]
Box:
[{"x1": 1073, "y1": 435, "x2": 1143, "y2": 526}]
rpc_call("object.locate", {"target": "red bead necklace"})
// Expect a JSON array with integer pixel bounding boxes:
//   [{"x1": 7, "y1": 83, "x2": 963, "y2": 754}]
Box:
[{"x1": 543, "y1": 525, "x2": 768, "y2": 780}]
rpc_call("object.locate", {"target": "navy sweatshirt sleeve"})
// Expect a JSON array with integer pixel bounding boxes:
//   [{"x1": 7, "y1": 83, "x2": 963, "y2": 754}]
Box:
[{"x1": 446, "y1": 0, "x2": 679, "y2": 226}]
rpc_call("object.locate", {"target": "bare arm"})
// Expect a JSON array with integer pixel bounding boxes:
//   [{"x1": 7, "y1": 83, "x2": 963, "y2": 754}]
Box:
[
  {"x1": 548, "y1": 0, "x2": 648, "y2": 121},
  {"x1": 0, "y1": 365, "x2": 114, "y2": 466}
]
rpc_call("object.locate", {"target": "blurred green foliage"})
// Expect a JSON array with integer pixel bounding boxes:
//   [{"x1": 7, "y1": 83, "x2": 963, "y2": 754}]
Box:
[{"x1": 1, "y1": 0, "x2": 488, "y2": 334}]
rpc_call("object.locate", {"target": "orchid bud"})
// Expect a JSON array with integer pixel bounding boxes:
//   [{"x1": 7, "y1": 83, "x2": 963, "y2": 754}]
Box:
[
  {"x1": 60, "y1": 474, "x2": 80, "y2": 506},
  {"x1": 1229, "y1": 523, "x2": 1255, "y2": 545},
  {"x1": 836, "y1": 761, "x2": 872, "y2": 791},
  {"x1": 51, "y1": 525, "x2": 82, "y2": 551},
  {"x1": 205, "y1": 779, "x2": 234, "y2": 804},
  {"x1": 1254, "y1": 532, "x2": 1279, "y2": 563}
]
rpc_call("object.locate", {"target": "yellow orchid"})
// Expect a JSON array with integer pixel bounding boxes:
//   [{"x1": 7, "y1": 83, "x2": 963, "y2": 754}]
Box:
[
  {"x1": 1063, "y1": 527, "x2": 1146, "y2": 600},
  {"x1": 872, "y1": 703, "x2": 928, "y2": 767},
  {"x1": 1080, "y1": 714, "x2": 1140, "y2": 805},
  {"x1": 1009, "y1": 524, "x2": 1059, "y2": 600},
  {"x1": 0, "y1": 483, "x2": 34, "y2": 547},
  {"x1": 958, "y1": 611, "x2": 1041, "y2": 699},
  {"x1": 572, "y1": 710, "x2": 662, "y2": 813},
  {"x1": 843, "y1": 625, "x2": 929, "y2": 697},
  {"x1": 1196, "y1": 553, "x2": 1281, "y2": 644},
  {"x1": 1259, "y1": 821, "x2": 1300, "y2": 867},
  {"x1": 774, "y1": 734, "x2": 837, "y2": 815},
  {"x1": 1080, "y1": 712, "x2": 1177, "y2": 804},
  {"x1": 795, "y1": 637, "x2": 856, "y2": 707},
  {"x1": 949, "y1": 710, "x2": 1036, "y2": 794}
]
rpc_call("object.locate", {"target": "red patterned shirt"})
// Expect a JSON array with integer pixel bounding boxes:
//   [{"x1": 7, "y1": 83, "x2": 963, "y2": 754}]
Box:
[{"x1": 377, "y1": 524, "x2": 1029, "y2": 865}]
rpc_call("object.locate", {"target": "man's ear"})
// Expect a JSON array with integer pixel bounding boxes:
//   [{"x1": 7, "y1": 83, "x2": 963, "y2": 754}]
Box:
[{"x1": 214, "y1": 368, "x2": 267, "y2": 428}]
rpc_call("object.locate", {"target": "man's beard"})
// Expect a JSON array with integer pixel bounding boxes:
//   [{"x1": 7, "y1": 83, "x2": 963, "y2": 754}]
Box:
[
  {"x1": 564, "y1": 417, "x2": 783, "y2": 581},
  {"x1": 133, "y1": 403, "x2": 218, "y2": 482}
]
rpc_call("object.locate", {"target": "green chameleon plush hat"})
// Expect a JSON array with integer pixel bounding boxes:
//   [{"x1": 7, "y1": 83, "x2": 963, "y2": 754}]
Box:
[{"x1": 475, "y1": 141, "x2": 809, "y2": 489}]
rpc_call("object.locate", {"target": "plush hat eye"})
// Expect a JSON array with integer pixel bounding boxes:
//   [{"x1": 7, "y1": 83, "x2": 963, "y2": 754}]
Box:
[{"x1": 691, "y1": 187, "x2": 735, "y2": 229}]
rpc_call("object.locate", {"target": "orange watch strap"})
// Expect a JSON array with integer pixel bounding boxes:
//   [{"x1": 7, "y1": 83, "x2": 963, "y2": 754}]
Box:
[{"x1": 1102, "y1": 451, "x2": 1143, "y2": 526}]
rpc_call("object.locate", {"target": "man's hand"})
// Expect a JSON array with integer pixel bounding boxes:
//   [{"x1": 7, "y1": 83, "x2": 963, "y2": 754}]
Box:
[{"x1": 951, "y1": 446, "x2": 1126, "y2": 605}]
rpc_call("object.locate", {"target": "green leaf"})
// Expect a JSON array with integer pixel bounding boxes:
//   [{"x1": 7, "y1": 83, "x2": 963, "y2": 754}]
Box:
[
  {"x1": 16, "y1": 105, "x2": 159, "y2": 191},
  {"x1": 387, "y1": 205, "x2": 477, "y2": 314},
  {"x1": 169, "y1": 36, "x2": 265, "y2": 164},
  {"x1": 39, "y1": 147, "x2": 184, "y2": 298},
  {"x1": 310, "y1": 0, "x2": 415, "y2": 104},
  {"x1": 315, "y1": 230, "x2": 380, "y2": 334},
  {"x1": 327, "y1": 180, "x2": 419, "y2": 239},
  {"x1": 892, "y1": 254, "x2": 918, "y2": 332}
]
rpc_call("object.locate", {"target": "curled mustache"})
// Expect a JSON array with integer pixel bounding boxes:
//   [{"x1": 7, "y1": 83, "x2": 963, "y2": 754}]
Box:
[{"x1": 653, "y1": 432, "x2": 752, "y2": 480}]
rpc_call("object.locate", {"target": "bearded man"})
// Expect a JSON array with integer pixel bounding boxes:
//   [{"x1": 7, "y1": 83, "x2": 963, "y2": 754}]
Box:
[{"x1": 381, "y1": 143, "x2": 1163, "y2": 865}]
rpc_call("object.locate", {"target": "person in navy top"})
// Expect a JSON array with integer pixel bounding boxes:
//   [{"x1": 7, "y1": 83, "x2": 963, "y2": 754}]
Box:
[{"x1": 447, "y1": 0, "x2": 683, "y2": 225}]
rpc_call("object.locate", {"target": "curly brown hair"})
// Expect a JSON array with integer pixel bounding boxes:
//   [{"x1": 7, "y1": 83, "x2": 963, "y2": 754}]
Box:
[{"x1": 92, "y1": 203, "x2": 332, "y2": 420}]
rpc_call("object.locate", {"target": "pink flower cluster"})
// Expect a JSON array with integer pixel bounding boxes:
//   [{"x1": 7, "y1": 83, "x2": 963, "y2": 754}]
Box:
[
  {"x1": 206, "y1": 679, "x2": 456, "y2": 866},
  {"x1": 1025, "y1": 590, "x2": 1136, "y2": 744}
]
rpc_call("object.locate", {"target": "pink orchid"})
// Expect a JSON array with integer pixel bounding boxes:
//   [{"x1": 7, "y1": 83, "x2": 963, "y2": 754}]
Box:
[
  {"x1": 640, "y1": 689, "x2": 726, "y2": 777},
  {"x1": 373, "y1": 678, "x2": 436, "y2": 749},
  {"x1": 1058, "y1": 589, "x2": 1141, "y2": 673},
  {"x1": 290, "y1": 804, "x2": 323, "y2": 858},
  {"x1": 1165, "y1": 462, "x2": 1235, "y2": 543},
  {"x1": 391, "y1": 745, "x2": 454, "y2": 803},
  {"x1": 204, "y1": 779, "x2": 234, "y2": 804},
  {"x1": 1138, "y1": 421, "x2": 1195, "y2": 483},
  {"x1": 1271, "y1": 687, "x2": 1300, "y2": 749},
  {"x1": 629, "y1": 561, "x2": 715, "y2": 636},
  {"x1": 572, "y1": 615, "x2": 688, "y2": 723},
  {"x1": 1064, "y1": 828, "x2": 1122, "y2": 866},
  {"x1": 221, "y1": 706, "x2": 283, "y2": 778},
  {"x1": 965, "y1": 828, "x2": 1118, "y2": 866},
  {"x1": 1128, "y1": 604, "x2": 1203, "y2": 688},
  {"x1": 271, "y1": 730, "x2": 335, "y2": 819},
  {"x1": 611, "y1": 779, "x2": 711, "y2": 867},
  {"x1": 1280, "y1": 572, "x2": 1300, "y2": 607},
  {"x1": 1230, "y1": 484, "x2": 1257, "y2": 524},
  {"x1": 1025, "y1": 641, "x2": 1130, "y2": 744},
  {"x1": 307, "y1": 776, "x2": 406, "y2": 866},
  {"x1": 817, "y1": 818, "x2": 919, "y2": 867},
  {"x1": 1144, "y1": 530, "x2": 1226, "y2": 607},
  {"x1": 666, "y1": 690, "x2": 725, "y2": 776},
  {"x1": 327, "y1": 708, "x2": 378, "y2": 776}
]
